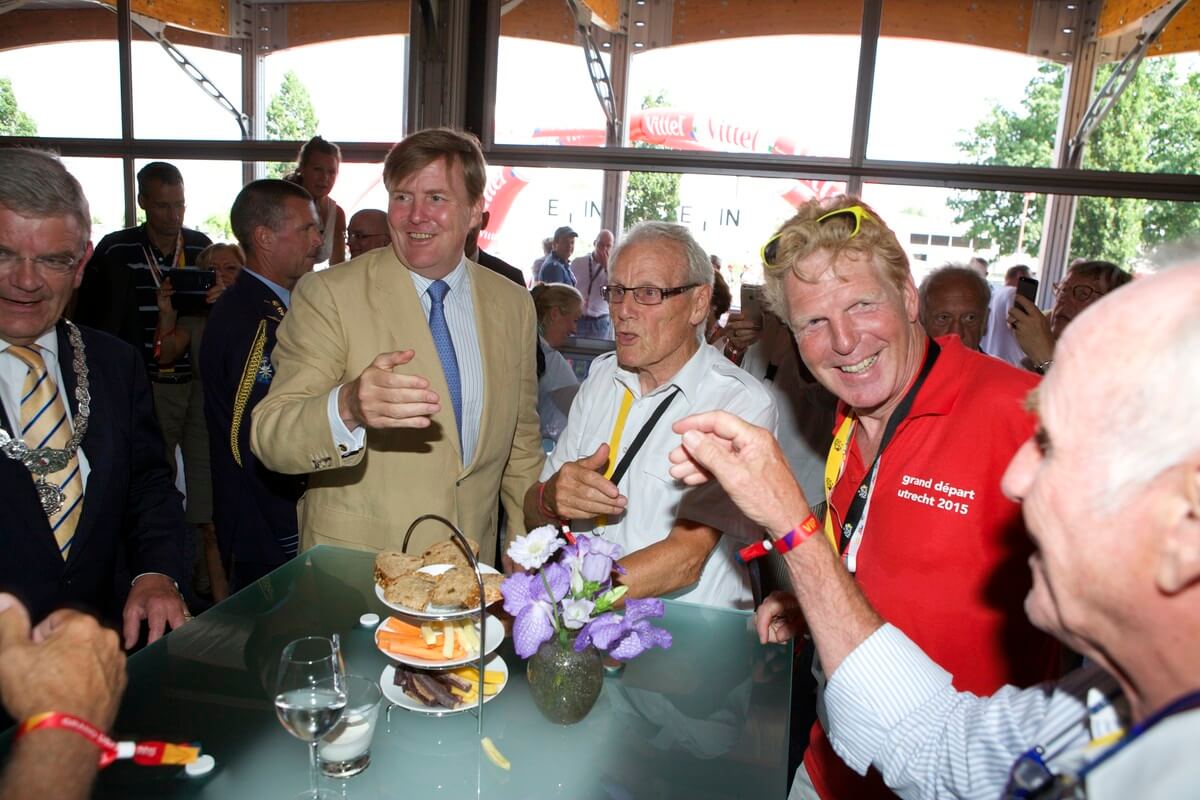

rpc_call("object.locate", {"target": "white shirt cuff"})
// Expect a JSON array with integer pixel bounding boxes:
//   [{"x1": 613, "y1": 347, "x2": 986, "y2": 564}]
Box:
[
  {"x1": 823, "y1": 624, "x2": 953, "y2": 775},
  {"x1": 327, "y1": 385, "x2": 366, "y2": 455}
]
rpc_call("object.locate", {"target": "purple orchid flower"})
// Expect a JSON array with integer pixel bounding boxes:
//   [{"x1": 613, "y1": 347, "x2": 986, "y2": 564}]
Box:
[
  {"x1": 575, "y1": 598, "x2": 672, "y2": 661},
  {"x1": 502, "y1": 563, "x2": 574, "y2": 658}
]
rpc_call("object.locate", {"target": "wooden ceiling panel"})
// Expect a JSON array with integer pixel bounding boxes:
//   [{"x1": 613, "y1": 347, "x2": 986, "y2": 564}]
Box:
[
  {"x1": 286, "y1": 1, "x2": 410, "y2": 48},
  {"x1": 879, "y1": 0, "x2": 1034, "y2": 52}
]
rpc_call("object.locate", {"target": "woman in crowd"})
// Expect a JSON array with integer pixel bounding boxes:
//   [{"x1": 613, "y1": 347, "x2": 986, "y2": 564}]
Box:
[
  {"x1": 1008, "y1": 259, "x2": 1132, "y2": 373},
  {"x1": 706, "y1": 270, "x2": 732, "y2": 350},
  {"x1": 531, "y1": 283, "x2": 583, "y2": 444},
  {"x1": 285, "y1": 136, "x2": 345, "y2": 266}
]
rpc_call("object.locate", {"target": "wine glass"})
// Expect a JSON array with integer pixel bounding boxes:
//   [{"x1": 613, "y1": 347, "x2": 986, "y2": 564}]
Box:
[{"x1": 274, "y1": 637, "x2": 347, "y2": 799}]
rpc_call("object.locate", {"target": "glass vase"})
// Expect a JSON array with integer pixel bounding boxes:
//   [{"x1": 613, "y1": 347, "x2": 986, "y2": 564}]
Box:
[{"x1": 526, "y1": 633, "x2": 603, "y2": 725}]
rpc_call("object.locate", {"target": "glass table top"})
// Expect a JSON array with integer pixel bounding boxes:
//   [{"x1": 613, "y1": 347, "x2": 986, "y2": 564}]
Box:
[{"x1": 6, "y1": 546, "x2": 792, "y2": 798}]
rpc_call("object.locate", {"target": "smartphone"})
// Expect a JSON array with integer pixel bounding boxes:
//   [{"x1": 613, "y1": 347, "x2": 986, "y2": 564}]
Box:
[
  {"x1": 740, "y1": 283, "x2": 765, "y2": 327},
  {"x1": 162, "y1": 268, "x2": 217, "y2": 315},
  {"x1": 1016, "y1": 276, "x2": 1039, "y2": 303}
]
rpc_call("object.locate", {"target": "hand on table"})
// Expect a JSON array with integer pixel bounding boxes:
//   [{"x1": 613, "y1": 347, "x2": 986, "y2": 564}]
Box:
[
  {"x1": 0, "y1": 593, "x2": 125, "y2": 728},
  {"x1": 122, "y1": 574, "x2": 189, "y2": 650},
  {"x1": 543, "y1": 444, "x2": 627, "y2": 519},
  {"x1": 338, "y1": 350, "x2": 441, "y2": 430},
  {"x1": 1009, "y1": 295, "x2": 1055, "y2": 367},
  {"x1": 668, "y1": 410, "x2": 808, "y2": 537}
]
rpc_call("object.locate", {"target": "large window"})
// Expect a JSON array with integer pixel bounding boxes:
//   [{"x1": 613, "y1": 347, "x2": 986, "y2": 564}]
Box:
[
  {"x1": 0, "y1": 38, "x2": 121, "y2": 139},
  {"x1": 862, "y1": 183, "x2": 1045, "y2": 284},
  {"x1": 1080, "y1": 52, "x2": 1200, "y2": 177},
  {"x1": 869, "y1": 28, "x2": 1049, "y2": 165},
  {"x1": 132, "y1": 40, "x2": 243, "y2": 141},
  {"x1": 263, "y1": 35, "x2": 408, "y2": 145}
]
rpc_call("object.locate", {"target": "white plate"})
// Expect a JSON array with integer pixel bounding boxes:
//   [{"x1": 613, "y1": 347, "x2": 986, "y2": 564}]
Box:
[
  {"x1": 381, "y1": 654, "x2": 509, "y2": 716},
  {"x1": 375, "y1": 613, "x2": 505, "y2": 669},
  {"x1": 374, "y1": 563, "x2": 502, "y2": 620}
]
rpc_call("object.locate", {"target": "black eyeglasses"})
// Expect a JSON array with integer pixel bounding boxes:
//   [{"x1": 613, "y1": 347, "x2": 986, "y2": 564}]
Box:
[
  {"x1": 760, "y1": 204, "x2": 875, "y2": 267},
  {"x1": 1052, "y1": 282, "x2": 1102, "y2": 303},
  {"x1": 603, "y1": 284, "x2": 699, "y2": 305}
]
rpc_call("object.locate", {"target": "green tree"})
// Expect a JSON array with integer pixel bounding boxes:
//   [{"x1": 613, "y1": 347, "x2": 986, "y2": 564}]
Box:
[
  {"x1": 0, "y1": 77, "x2": 37, "y2": 136},
  {"x1": 265, "y1": 70, "x2": 319, "y2": 179},
  {"x1": 949, "y1": 58, "x2": 1200, "y2": 266},
  {"x1": 623, "y1": 92, "x2": 681, "y2": 227},
  {"x1": 201, "y1": 212, "x2": 233, "y2": 242}
]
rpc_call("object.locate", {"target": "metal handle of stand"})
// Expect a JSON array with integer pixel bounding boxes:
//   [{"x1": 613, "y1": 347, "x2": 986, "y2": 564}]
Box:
[{"x1": 402, "y1": 514, "x2": 488, "y2": 735}]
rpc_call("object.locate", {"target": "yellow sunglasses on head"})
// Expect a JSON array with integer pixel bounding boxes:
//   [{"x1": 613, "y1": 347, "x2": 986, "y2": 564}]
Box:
[{"x1": 760, "y1": 204, "x2": 875, "y2": 267}]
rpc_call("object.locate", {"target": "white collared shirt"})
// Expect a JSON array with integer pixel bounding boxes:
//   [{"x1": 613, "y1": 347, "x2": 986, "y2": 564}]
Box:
[
  {"x1": 0, "y1": 329, "x2": 93, "y2": 488},
  {"x1": 541, "y1": 342, "x2": 777, "y2": 609},
  {"x1": 327, "y1": 257, "x2": 485, "y2": 464}
]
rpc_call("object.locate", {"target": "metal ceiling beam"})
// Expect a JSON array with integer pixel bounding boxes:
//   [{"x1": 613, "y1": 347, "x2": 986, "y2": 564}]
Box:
[{"x1": 6, "y1": 134, "x2": 1195, "y2": 203}]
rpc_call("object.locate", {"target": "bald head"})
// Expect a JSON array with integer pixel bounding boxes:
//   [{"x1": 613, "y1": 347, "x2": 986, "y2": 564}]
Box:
[
  {"x1": 593, "y1": 229, "x2": 614, "y2": 267},
  {"x1": 347, "y1": 209, "x2": 388, "y2": 258},
  {"x1": 918, "y1": 265, "x2": 990, "y2": 350},
  {"x1": 1055, "y1": 264, "x2": 1200, "y2": 500}
]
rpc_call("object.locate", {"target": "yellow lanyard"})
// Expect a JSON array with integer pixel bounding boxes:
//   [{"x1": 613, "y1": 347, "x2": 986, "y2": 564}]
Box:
[
  {"x1": 604, "y1": 386, "x2": 635, "y2": 479},
  {"x1": 821, "y1": 414, "x2": 856, "y2": 551},
  {"x1": 597, "y1": 386, "x2": 635, "y2": 528}
]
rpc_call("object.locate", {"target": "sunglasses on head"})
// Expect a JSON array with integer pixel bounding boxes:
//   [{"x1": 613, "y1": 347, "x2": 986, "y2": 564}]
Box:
[{"x1": 760, "y1": 205, "x2": 875, "y2": 267}]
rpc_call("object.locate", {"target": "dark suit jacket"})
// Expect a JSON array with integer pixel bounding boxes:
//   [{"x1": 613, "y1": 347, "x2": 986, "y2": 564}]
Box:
[
  {"x1": 477, "y1": 249, "x2": 525, "y2": 286},
  {"x1": 0, "y1": 323, "x2": 188, "y2": 625},
  {"x1": 200, "y1": 271, "x2": 305, "y2": 570}
]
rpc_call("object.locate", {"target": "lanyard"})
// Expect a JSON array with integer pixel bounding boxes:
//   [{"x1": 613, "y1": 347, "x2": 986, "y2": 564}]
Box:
[
  {"x1": 585, "y1": 255, "x2": 605, "y2": 307},
  {"x1": 822, "y1": 340, "x2": 941, "y2": 557},
  {"x1": 598, "y1": 385, "x2": 681, "y2": 526},
  {"x1": 1075, "y1": 689, "x2": 1200, "y2": 782},
  {"x1": 1005, "y1": 689, "x2": 1200, "y2": 799},
  {"x1": 142, "y1": 232, "x2": 185, "y2": 287}
]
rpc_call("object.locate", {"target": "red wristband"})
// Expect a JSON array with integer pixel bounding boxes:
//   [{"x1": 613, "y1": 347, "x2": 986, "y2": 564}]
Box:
[
  {"x1": 18, "y1": 711, "x2": 119, "y2": 767},
  {"x1": 537, "y1": 481, "x2": 556, "y2": 519},
  {"x1": 17, "y1": 712, "x2": 201, "y2": 768},
  {"x1": 537, "y1": 482, "x2": 576, "y2": 545},
  {"x1": 737, "y1": 514, "x2": 820, "y2": 564}
]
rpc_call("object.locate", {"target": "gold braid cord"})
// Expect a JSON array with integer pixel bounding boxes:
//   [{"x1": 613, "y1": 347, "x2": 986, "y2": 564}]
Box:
[{"x1": 230, "y1": 321, "x2": 268, "y2": 468}]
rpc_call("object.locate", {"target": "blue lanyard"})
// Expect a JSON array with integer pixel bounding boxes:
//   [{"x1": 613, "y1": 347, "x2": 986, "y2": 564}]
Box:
[{"x1": 1075, "y1": 689, "x2": 1200, "y2": 782}]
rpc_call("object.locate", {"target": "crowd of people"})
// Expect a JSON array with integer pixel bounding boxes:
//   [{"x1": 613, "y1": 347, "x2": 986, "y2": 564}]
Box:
[{"x1": 0, "y1": 128, "x2": 1195, "y2": 800}]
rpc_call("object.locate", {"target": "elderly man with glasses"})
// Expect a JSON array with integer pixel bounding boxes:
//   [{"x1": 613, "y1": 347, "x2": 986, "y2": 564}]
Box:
[
  {"x1": 345, "y1": 209, "x2": 390, "y2": 260},
  {"x1": 1008, "y1": 259, "x2": 1133, "y2": 374},
  {"x1": 523, "y1": 221, "x2": 776, "y2": 609},
  {"x1": 744, "y1": 198, "x2": 1061, "y2": 800}
]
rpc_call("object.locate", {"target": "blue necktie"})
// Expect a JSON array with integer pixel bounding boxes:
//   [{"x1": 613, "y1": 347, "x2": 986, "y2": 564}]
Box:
[{"x1": 427, "y1": 279, "x2": 462, "y2": 443}]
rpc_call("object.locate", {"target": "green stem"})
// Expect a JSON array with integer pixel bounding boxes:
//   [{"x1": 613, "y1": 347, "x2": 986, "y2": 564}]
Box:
[{"x1": 539, "y1": 570, "x2": 565, "y2": 633}]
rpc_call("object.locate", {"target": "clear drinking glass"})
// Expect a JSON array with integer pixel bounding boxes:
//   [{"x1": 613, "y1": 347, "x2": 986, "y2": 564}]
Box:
[
  {"x1": 317, "y1": 674, "x2": 383, "y2": 778},
  {"x1": 274, "y1": 637, "x2": 347, "y2": 800}
]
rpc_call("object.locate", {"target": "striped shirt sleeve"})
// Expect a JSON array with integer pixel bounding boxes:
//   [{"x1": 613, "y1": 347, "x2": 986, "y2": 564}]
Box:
[{"x1": 823, "y1": 624, "x2": 1098, "y2": 800}]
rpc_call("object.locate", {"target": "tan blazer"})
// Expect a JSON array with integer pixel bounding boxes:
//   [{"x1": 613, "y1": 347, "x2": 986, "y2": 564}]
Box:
[{"x1": 250, "y1": 248, "x2": 543, "y2": 566}]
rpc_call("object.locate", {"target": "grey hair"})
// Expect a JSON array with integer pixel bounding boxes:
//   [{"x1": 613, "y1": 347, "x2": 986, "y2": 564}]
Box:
[
  {"x1": 918, "y1": 264, "x2": 991, "y2": 311},
  {"x1": 611, "y1": 221, "x2": 713, "y2": 287},
  {"x1": 0, "y1": 148, "x2": 92, "y2": 243}
]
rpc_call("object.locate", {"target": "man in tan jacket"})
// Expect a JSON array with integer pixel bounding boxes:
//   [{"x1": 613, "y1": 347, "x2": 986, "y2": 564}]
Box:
[{"x1": 251, "y1": 128, "x2": 543, "y2": 565}]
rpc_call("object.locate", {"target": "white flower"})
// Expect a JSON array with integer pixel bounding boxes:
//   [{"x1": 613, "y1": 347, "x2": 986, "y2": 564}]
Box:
[
  {"x1": 561, "y1": 598, "x2": 595, "y2": 630},
  {"x1": 506, "y1": 525, "x2": 562, "y2": 571}
]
